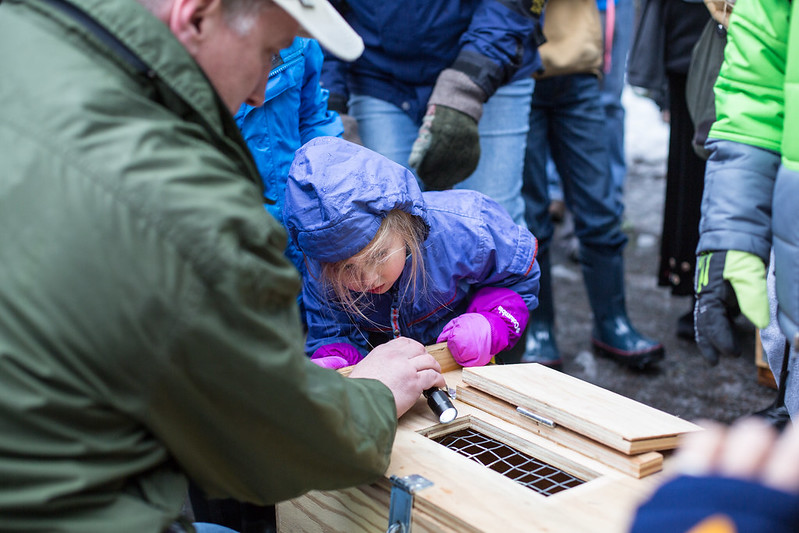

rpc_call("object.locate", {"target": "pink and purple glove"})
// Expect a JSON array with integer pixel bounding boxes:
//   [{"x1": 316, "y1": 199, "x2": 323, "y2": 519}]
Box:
[
  {"x1": 310, "y1": 342, "x2": 363, "y2": 370},
  {"x1": 437, "y1": 287, "x2": 529, "y2": 367}
]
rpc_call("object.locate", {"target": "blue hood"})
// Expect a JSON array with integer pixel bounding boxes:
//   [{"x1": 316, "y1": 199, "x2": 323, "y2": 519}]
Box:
[{"x1": 284, "y1": 137, "x2": 429, "y2": 263}]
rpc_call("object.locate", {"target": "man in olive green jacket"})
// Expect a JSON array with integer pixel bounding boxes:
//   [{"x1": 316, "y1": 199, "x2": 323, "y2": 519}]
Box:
[{"x1": 0, "y1": 1, "x2": 446, "y2": 531}]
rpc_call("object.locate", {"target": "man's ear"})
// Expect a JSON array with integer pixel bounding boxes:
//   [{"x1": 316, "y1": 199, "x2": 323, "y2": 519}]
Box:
[{"x1": 166, "y1": 0, "x2": 223, "y2": 55}]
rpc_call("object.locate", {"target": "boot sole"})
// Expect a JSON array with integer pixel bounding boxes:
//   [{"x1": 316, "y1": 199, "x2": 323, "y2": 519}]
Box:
[{"x1": 591, "y1": 340, "x2": 664, "y2": 370}]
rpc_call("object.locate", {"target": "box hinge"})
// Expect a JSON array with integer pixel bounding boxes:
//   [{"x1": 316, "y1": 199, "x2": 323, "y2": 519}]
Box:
[
  {"x1": 516, "y1": 406, "x2": 556, "y2": 428},
  {"x1": 386, "y1": 474, "x2": 433, "y2": 533}
]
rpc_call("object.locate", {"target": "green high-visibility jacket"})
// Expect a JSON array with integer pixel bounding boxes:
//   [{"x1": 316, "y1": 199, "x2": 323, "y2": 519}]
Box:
[
  {"x1": 0, "y1": 1, "x2": 396, "y2": 531},
  {"x1": 698, "y1": 0, "x2": 799, "y2": 338}
]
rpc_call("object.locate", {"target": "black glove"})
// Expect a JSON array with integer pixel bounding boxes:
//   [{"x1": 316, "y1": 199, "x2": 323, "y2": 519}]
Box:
[
  {"x1": 408, "y1": 69, "x2": 486, "y2": 190},
  {"x1": 694, "y1": 250, "x2": 769, "y2": 365}
]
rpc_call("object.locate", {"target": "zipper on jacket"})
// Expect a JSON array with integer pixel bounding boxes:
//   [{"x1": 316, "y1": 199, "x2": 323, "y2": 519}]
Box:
[
  {"x1": 269, "y1": 43, "x2": 304, "y2": 79},
  {"x1": 390, "y1": 285, "x2": 402, "y2": 339}
]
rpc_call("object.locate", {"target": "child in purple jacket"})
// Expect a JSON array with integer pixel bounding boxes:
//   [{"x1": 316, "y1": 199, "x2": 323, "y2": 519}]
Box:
[{"x1": 283, "y1": 137, "x2": 540, "y2": 368}]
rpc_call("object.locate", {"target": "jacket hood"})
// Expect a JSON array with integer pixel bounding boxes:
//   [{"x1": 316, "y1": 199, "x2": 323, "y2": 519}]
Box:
[{"x1": 284, "y1": 137, "x2": 429, "y2": 263}]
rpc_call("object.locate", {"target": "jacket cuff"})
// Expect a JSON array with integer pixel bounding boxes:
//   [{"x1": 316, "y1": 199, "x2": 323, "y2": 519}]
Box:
[
  {"x1": 427, "y1": 68, "x2": 486, "y2": 121},
  {"x1": 451, "y1": 49, "x2": 507, "y2": 101}
]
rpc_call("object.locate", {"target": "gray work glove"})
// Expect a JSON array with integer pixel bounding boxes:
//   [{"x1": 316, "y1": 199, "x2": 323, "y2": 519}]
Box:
[{"x1": 409, "y1": 69, "x2": 486, "y2": 190}]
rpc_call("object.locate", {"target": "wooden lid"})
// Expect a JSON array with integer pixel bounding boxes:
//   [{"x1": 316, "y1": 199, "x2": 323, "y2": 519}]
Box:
[{"x1": 461, "y1": 364, "x2": 701, "y2": 454}]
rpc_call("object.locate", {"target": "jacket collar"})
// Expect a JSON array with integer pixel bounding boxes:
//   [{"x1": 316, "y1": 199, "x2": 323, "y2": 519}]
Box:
[{"x1": 44, "y1": 0, "x2": 263, "y2": 191}]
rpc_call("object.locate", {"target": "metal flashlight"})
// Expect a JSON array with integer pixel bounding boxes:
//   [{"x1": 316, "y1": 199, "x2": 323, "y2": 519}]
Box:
[{"x1": 423, "y1": 387, "x2": 457, "y2": 424}]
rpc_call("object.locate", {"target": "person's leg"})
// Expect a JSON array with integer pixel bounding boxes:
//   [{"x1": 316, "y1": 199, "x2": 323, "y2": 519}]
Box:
[
  {"x1": 519, "y1": 78, "x2": 562, "y2": 368},
  {"x1": 545, "y1": 154, "x2": 566, "y2": 222},
  {"x1": 520, "y1": 249, "x2": 563, "y2": 368},
  {"x1": 522, "y1": 80, "x2": 557, "y2": 253},
  {"x1": 348, "y1": 94, "x2": 419, "y2": 173},
  {"x1": 549, "y1": 73, "x2": 663, "y2": 369},
  {"x1": 599, "y1": 0, "x2": 633, "y2": 210},
  {"x1": 658, "y1": 72, "x2": 707, "y2": 339},
  {"x1": 455, "y1": 78, "x2": 535, "y2": 226}
]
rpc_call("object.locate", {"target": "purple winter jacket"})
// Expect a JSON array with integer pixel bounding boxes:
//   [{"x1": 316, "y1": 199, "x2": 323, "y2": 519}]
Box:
[{"x1": 283, "y1": 136, "x2": 540, "y2": 357}]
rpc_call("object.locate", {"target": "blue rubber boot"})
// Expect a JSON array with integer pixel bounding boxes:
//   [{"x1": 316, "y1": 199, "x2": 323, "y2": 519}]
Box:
[
  {"x1": 520, "y1": 251, "x2": 564, "y2": 370},
  {"x1": 581, "y1": 246, "x2": 664, "y2": 369}
]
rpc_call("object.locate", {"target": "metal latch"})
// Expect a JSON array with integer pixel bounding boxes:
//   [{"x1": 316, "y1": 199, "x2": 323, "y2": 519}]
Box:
[
  {"x1": 386, "y1": 474, "x2": 433, "y2": 533},
  {"x1": 516, "y1": 406, "x2": 556, "y2": 428}
]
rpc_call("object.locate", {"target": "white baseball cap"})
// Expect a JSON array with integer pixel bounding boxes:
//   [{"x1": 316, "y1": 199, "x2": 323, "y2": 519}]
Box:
[{"x1": 273, "y1": 0, "x2": 364, "y2": 61}]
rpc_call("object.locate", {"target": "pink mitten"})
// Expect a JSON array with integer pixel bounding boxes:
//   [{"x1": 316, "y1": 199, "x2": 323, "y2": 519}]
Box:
[
  {"x1": 466, "y1": 287, "x2": 529, "y2": 353},
  {"x1": 310, "y1": 342, "x2": 363, "y2": 369},
  {"x1": 310, "y1": 355, "x2": 350, "y2": 369},
  {"x1": 436, "y1": 313, "x2": 494, "y2": 367}
]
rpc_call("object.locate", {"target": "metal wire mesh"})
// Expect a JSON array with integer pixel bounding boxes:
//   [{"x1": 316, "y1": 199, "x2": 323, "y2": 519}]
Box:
[{"x1": 433, "y1": 428, "x2": 585, "y2": 496}]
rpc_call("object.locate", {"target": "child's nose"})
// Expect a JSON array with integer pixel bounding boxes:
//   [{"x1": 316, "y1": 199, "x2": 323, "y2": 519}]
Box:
[{"x1": 362, "y1": 270, "x2": 380, "y2": 289}]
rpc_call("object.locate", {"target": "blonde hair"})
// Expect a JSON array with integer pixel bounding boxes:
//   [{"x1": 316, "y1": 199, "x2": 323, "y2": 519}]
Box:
[{"x1": 320, "y1": 210, "x2": 427, "y2": 320}]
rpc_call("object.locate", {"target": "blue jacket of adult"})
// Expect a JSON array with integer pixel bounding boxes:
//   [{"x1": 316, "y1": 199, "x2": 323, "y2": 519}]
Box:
[
  {"x1": 321, "y1": 0, "x2": 544, "y2": 123},
  {"x1": 283, "y1": 137, "x2": 540, "y2": 356},
  {"x1": 235, "y1": 37, "x2": 343, "y2": 274}
]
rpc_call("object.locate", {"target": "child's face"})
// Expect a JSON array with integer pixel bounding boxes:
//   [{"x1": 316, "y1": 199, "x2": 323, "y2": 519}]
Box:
[{"x1": 341, "y1": 233, "x2": 407, "y2": 295}]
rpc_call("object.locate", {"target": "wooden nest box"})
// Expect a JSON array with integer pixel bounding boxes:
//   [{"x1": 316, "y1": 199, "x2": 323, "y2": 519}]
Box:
[{"x1": 277, "y1": 344, "x2": 701, "y2": 533}]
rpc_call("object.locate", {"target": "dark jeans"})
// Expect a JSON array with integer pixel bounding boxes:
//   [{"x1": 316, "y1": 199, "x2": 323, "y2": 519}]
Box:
[
  {"x1": 523, "y1": 73, "x2": 627, "y2": 256},
  {"x1": 188, "y1": 482, "x2": 276, "y2": 533}
]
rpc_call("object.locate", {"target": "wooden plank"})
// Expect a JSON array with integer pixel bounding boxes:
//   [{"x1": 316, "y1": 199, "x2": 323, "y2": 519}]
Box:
[
  {"x1": 276, "y1": 482, "x2": 459, "y2": 533},
  {"x1": 280, "y1": 363, "x2": 683, "y2": 531},
  {"x1": 462, "y1": 364, "x2": 701, "y2": 454},
  {"x1": 279, "y1": 404, "x2": 664, "y2": 533},
  {"x1": 395, "y1": 408, "x2": 666, "y2": 533},
  {"x1": 338, "y1": 342, "x2": 460, "y2": 377},
  {"x1": 456, "y1": 385, "x2": 663, "y2": 478}
]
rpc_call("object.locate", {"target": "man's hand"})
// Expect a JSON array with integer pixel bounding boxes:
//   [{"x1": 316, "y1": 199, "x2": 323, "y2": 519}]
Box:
[
  {"x1": 349, "y1": 337, "x2": 446, "y2": 417},
  {"x1": 409, "y1": 69, "x2": 485, "y2": 190},
  {"x1": 694, "y1": 250, "x2": 769, "y2": 364},
  {"x1": 631, "y1": 418, "x2": 799, "y2": 533}
]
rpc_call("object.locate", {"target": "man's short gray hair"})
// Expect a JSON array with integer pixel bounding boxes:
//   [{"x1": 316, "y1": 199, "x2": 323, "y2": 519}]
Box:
[{"x1": 135, "y1": 0, "x2": 276, "y2": 34}]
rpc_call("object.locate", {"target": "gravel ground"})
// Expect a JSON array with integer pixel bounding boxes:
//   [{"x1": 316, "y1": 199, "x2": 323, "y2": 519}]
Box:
[{"x1": 546, "y1": 87, "x2": 777, "y2": 424}]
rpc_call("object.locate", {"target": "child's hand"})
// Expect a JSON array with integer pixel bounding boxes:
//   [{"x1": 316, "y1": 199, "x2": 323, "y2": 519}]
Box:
[
  {"x1": 438, "y1": 287, "x2": 530, "y2": 366},
  {"x1": 310, "y1": 355, "x2": 350, "y2": 369},
  {"x1": 437, "y1": 313, "x2": 494, "y2": 367},
  {"x1": 310, "y1": 342, "x2": 362, "y2": 369}
]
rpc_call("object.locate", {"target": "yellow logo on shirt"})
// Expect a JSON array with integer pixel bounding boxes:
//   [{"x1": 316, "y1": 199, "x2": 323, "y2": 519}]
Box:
[
  {"x1": 687, "y1": 515, "x2": 737, "y2": 533},
  {"x1": 530, "y1": 0, "x2": 546, "y2": 16}
]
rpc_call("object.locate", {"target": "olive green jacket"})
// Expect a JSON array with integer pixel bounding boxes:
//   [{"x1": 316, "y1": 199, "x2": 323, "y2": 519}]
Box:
[{"x1": 0, "y1": 1, "x2": 396, "y2": 531}]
